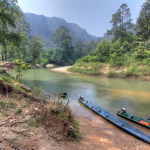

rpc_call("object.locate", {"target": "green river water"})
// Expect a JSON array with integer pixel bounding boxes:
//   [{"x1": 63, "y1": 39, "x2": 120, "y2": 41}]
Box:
[
  {"x1": 10, "y1": 68, "x2": 150, "y2": 133},
  {"x1": 18, "y1": 69, "x2": 150, "y2": 118}
]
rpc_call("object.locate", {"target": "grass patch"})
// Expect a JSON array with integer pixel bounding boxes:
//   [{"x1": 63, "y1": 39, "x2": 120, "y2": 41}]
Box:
[
  {"x1": 16, "y1": 108, "x2": 22, "y2": 114},
  {"x1": 0, "y1": 68, "x2": 5, "y2": 71},
  {"x1": 0, "y1": 74, "x2": 13, "y2": 83},
  {"x1": 22, "y1": 102, "x2": 30, "y2": 108},
  {"x1": 0, "y1": 100, "x2": 6, "y2": 107},
  {"x1": 121, "y1": 65, "x2": 141, "y2": 78},
  {"x1": 68, "y1": 66, "x2": 101, "y2": 75},
  {"x1": 8, "y1": 100, "x2": 16, "y2": 109},
  {"x1": 69, "y1": 121, "x2": 80, "y2": 142},
  {"x1": 0, "y1": 111, "x2": 9, "y2": 116},
  {"x1": 28, "y1": 116, "x2": 41, "y2": 127},
  {"x1": 13, "y1": 85, "x2": 27, "y2": 93},
  {"x1": 107, "y1": 71, "x2": 118, "y2": 77}
]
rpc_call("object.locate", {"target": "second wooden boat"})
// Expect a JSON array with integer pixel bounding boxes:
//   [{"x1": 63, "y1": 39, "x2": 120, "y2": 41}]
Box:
[{"x1": 117, "y1": 109, "x2": 150, "y2": 128}]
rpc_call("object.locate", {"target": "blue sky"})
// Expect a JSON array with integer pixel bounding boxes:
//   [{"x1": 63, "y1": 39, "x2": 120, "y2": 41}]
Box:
[{"x1": 18, "y1": 0, "x2": 145, "y2": 37}]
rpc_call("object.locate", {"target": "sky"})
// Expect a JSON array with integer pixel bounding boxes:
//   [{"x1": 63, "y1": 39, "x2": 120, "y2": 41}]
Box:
[{"x1": 17, "y1": 0, "x2": 145, "y2": 37}]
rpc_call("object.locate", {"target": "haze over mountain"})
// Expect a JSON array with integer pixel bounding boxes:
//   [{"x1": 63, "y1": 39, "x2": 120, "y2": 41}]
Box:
[{"x1": 25, "y1": 13, "x2": 101, "y2": 47}]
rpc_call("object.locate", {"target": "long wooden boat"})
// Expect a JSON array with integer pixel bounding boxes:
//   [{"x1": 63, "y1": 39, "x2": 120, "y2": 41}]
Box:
[
  {"x1": 117, "y1": 110, "x2": 150, "y2": 129},
  {"x1": 79, "y1": 98, "x2": 150, "y2": 144}
]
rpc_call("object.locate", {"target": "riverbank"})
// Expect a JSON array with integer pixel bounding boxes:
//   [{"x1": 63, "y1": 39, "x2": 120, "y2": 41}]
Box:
[
  {"x1": 67, "y1": 62, "x2": 150, "y2": 81},
  {"x1": 0, "y1": 94, "x2": 149, "y2": 150},
  {"x1": 51, "y1": 66, "x2": 72, "y2": 74}
]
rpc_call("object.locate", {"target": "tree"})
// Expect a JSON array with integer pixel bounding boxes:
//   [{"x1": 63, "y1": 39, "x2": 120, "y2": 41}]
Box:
[
  {"x1": 7, "y1": 32, "x2": 30, "y2": 61},
  {"x1": 53, "y1": 26, "x2": 74, "y2": 65},
  {"x1": 40, "y1": 49, "x2": 54, "y2": 66},
  {"x1": 29, "y1": 37, "x2": 43, "y2": 64},
  {"x1": 95, "y1": 40, "x2": 111, "y2": 62},
  {"x1": 0, "y1": 0, "x2": 24, "y2": 60},
  {"x1": 134, "y1": 41, "x2": 150, "y2": 64},
  {"x1": 85, "y1": 41, "x2": 97, "y2": 52},
  {"x1": 110, "y1": 41, "x2": 127, "y2": 66},
  {"x1": 54, "y1": 26, "x2": 72, "y2": 46},
  {"x1": 13, "y1": 58, "x2": 31, "y2": 81},
  {"x1": 136, "y1": 0, "x2": 150, "y2": 41},
  {"x1": 74, "y1": 40, "x2": 86, "y2": 60},
  {"x1": 107, "y1": 3, "x2": 133, "y2": 43}
]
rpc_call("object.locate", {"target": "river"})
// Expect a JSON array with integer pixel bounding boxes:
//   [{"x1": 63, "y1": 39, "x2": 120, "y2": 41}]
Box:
[
  {"x1": 18, "y1": 68, "x2": 149, "y2": 118},
  {"x1": 10, "y1": 68, "x2": 150, "y2": 133}
]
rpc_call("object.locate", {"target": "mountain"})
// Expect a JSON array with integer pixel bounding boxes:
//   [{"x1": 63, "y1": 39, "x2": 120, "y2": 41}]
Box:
[{"x1": 24, "y1": 13, "x2": 101, "y2": 47}]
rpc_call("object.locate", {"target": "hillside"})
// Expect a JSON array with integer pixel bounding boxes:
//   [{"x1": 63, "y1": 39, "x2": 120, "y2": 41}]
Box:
[{"x1": 25, "y1": 13, "x2": 101, "y2": 47}]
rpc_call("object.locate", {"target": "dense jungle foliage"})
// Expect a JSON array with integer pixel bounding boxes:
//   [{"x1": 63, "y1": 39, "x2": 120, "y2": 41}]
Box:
[{"x1": 0, "y1": 0, "x2": 149, "y2": 69}]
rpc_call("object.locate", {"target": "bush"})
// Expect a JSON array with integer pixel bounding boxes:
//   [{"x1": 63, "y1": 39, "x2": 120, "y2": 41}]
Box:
[
  {"x1": 110, "y1": 53, "x2": 127, "y2": 67},
  {"x1": 77, "y1": 55, "x2": 98, "y2": 63},
  {"x1": 0, "y1": 101, "x2": 6, "y2": 108},
  {"x1": 68, "y1": 66, "x2": 100, "y2": 75},
  {"x1": 16, "y1": 108, "x2": 22, "y2": 114},
  {"x1": 107, "y1": 71, "x2": 118, "y2": 77},
  {"x1": 2, "y1": 76, "x2": 12, "y2": 83},
  {"x1": 122, "y1": 65, "x2": 141, "y2": 78},
  {"x1": 8, "y1": 100, "x2": 16, "y2": 109}
]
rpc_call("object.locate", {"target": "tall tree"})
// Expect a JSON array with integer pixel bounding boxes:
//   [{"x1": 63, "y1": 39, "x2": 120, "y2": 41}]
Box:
[
  {"x1": 53, "y1": 26, "x2": 73, "y2": 65},
  {"x1": 95, "y1": 40, "x2": 111, "y2": 62},
  {"x1": 107, "y1": 3, "x2": 133, "y2": 43},
  {"x1": 29, "y1": 37, "x2": 43, "y2": 64},
  {"x1": 0, "y1": 0, "x2": 23, "y2": 60},
  {"x1": 74, "y1": 40, "x2": 86, "y2": 60},
  {"x1": 54, "y1": 26, "x2": 72, "y2": 46},
  {"x1": 136, "y1": 0, "x2": 150, "y2": 41}
]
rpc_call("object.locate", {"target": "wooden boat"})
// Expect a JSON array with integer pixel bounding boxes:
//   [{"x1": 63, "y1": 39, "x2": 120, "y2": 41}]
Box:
[
  {"x1": 117, "y1": 109, "x2": 150, "y2": 128},
  {"x1": 78, "y1": 98, "x2": 150, "y2": 144}
]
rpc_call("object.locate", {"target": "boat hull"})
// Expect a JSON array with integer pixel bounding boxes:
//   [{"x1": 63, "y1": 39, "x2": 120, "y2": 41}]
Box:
[
  {"x1": 79, "y1": 99, "x2": 150, "y2": 144},
  {"x1": 117, "y1": 111, "x2": 150, "y2": 129}
]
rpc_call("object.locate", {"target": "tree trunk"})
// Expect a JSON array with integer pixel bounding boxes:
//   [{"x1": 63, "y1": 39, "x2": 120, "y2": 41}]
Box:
[
  {"x1": 2, "y1": 52, "x2": 4, "y2": 61},
  {"x1": 3, "y1": 46, "x2": 7, "y2": 61}
]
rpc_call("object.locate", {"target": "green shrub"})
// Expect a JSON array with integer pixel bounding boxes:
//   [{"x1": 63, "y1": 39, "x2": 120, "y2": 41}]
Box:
[
  {"x1": 8, "y1": 100, "x2": 16, "y2": 109},
  {"x1": 68, "y1": 67, "x2": 100, "y2": 75},
  {"x1": 107, "y1": 71, "x2": 118, "y2": 77},
  {"x1": 122, "y1": 65, "x2": 141, "y2": 78},
  {"x1": 16, "y1": 108, "x2": 22, "y2": 114},
  {"x1": 0, "y1": 73, "x2": 11, "y2": 81},
  {"x1": 69, "y1": 121, "x2": 80, "y2": 142},
  {"x1": 68, "y1": 62, "x2": 102, "y2": 75},
  {"x1": 0, "y1": 68, "x2": 5, "y2": 72},
  {"x1": 22, "y1": 102, "x2": 30, "y2": 108},
  {"x1": 13, "y1": 85, "x2": 26, "y2": 93},
  {"x1": 0, "y1": 101, "x2": 6, "y2": 107},
  {"x1": 138, "y1": 66, "x2": 150, "y2": 76},
  {"x1": 28, "y1": 116, "x2": 41, "y2": 127},
  {"x1": 0, "y1": 111, "x2": 9, "y2": 116}
]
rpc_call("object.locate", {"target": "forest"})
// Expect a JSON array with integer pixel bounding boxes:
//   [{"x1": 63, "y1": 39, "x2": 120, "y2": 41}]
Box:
[
  {"x1": 0, "y1": 0, "x2": 150, "y2": 76},
  {"x1": 69, "y1": 1, "x2": 150, "y2": 79}
]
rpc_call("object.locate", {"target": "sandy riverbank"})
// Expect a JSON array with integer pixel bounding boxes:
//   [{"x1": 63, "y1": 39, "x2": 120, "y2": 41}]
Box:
[{"x1": 51, "y1": 66, "x2": 72, "y2": 74}]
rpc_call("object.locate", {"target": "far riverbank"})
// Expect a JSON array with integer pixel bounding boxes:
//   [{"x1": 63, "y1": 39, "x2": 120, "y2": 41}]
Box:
[{"x1": 51, "y1": 65, "x2": 150, "y2": 82}]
